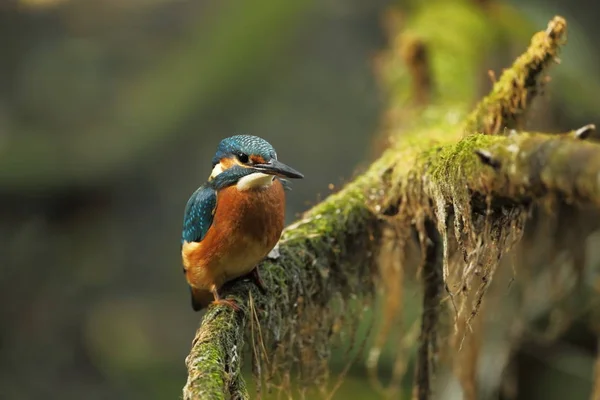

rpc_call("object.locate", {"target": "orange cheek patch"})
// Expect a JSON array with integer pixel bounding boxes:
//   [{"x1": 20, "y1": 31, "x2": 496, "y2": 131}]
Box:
[
  {"x1": 250, "y1": 155, "x2": 266, "y2": 164},
  {"x1": 220, "y1": 157, "x2": 236, "y2": 169}
]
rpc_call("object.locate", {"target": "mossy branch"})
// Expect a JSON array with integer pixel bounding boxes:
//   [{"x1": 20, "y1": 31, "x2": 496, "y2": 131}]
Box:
[
  {"x1": 464, "y1": 16, "x2": 566, "y2": 134},
  {"x1": 183, "y1": 14, "x2": 599, "y2": 400}
]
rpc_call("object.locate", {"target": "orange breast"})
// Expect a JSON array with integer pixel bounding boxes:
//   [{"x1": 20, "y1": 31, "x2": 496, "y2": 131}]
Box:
[{"x1": 182, "y1": 179, "x2": 285, "y2": 291}]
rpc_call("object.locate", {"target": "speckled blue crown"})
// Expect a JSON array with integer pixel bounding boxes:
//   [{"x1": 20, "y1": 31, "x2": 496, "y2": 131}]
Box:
[{"x1": 211, "y1": 135, "x2": 277, "y2": 166}]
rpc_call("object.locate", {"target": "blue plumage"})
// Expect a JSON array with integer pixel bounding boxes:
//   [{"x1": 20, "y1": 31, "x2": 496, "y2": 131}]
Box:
[
  {"x1": 181, "y1": 166, "x2": 254, "y2": 245},
  {"x1": 279, "y1": 178, "x2": 293, "y2": 191},
  {"x1": 211, "y1": 135, "x2": 277, "y2": 166},
  {"x1": 181, "y1": 166, "x2": 257, "y2": 244},
  {"x1": 211, "y1": 165, "x2": 254, "y2": 190},
  {"x1": 181, "y1": 184, "x2": 217, "y2": 244}
]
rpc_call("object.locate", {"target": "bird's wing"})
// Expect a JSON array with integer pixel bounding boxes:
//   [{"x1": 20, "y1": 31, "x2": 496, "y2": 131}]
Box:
[
  {"x1": 278, "y1": 178, "x2": 293, "y2": 191},
  {"x1": 181, "y1": 184, "x2": 217, "y2": 244}
]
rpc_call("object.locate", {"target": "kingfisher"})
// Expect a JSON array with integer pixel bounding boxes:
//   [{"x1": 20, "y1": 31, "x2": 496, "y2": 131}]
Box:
[{"x1": 181, "y1": 135, "x2": 304, "y2": 311}]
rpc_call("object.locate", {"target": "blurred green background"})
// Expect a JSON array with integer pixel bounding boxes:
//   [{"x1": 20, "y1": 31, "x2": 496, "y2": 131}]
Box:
[{"x1": 1, "y1": 0, "x2": 599, "y2": 399}]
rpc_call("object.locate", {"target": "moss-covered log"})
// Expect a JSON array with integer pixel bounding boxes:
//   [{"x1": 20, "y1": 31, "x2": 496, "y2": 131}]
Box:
[{"x1": 182, "y1": 12, "x2": 600, "y2": 400}]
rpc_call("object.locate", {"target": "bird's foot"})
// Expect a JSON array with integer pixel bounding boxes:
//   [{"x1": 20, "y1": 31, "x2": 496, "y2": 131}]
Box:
[
  {"x1": 210, "y1": 284, "x2": 240, "y2": 311},
  {"x1": 211, "y1": 298, "x2": 241, "y2": 311},
  {"x1": 249, "y1": 267, "x2": 268, "y2": 295}
]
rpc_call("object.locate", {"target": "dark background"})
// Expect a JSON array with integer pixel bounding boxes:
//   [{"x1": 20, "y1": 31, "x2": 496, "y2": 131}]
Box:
[{"x1": 1, "y1": 0, "x2": 599, "y2": 399}]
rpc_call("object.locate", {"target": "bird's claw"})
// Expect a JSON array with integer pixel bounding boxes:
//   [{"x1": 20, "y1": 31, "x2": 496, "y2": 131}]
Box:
[{"x1": 211, "y1": 298, "x2": 241, "y2": 311}]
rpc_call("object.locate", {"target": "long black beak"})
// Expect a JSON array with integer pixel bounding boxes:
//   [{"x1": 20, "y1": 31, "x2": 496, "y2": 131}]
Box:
[{"x1": 254, "y1": 159, "x2": 304, "y2": 179}]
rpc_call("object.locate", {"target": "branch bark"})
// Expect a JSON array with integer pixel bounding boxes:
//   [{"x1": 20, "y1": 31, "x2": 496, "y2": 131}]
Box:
[
  {"x1": 412, "y1": 221, "x2": 443, "y2": 400},
  {"x1": 182, "y1": 11, "x2": 600, "y2": 400}
]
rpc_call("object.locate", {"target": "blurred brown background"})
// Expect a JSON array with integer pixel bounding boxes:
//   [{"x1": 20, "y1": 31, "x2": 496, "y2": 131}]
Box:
[{"x1": 1, "y1": 0, "x2": 599, "y2": 399}]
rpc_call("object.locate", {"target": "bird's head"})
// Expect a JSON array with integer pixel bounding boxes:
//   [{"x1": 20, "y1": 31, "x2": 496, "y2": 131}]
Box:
[{"x1": 209, "y1": 135, "x2": 303, "y2": 190}]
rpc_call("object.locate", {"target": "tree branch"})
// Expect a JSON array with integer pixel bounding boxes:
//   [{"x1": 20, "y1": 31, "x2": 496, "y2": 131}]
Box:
[
  {"x1": 464, "y1": 16, "x2": 566, "y2": 134},
  {"x1": 182, "y1": 12, "x2": 599, "y2": 400}
]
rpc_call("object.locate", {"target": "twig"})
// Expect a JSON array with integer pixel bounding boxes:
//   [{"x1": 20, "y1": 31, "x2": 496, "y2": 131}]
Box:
[{"x1": 464, "y1": 16, "x2": 567, "y2": 135}]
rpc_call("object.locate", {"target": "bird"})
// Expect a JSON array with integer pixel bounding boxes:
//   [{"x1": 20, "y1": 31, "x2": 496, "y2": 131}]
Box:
[{"x1": 181, "y1": 134, "x2": 304, "y2": 311}]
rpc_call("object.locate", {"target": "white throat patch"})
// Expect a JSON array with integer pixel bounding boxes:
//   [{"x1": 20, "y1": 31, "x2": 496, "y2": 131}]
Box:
[
  {"x1": 237, "y1": 172, "x2": 274, "y2": 191},
  {"x1": 210, "y1": 163, "x2": 223, "y2": 179}
]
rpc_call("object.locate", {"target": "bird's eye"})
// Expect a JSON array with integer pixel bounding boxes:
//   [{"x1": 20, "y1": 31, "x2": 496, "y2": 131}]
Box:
[{"x1": 237, "y1": 153, "x2": 249, "y2": 163}]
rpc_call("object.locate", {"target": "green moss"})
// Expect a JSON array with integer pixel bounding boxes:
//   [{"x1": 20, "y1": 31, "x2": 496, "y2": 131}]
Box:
[
  {"x1": 429, "y1": 134, "x2": 503, "y2": 183},
  {"x1": 464, "y1": 16, "x2": 566, "y2": 135},
  {"x1": 183, "y1": 308, "x2": 246, "y2": 400}
]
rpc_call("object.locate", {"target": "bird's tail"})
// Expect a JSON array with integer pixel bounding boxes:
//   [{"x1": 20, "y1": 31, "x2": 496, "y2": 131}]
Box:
[{"x1": 189, "y1": 287, "x2": 213, "y2": 311}]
